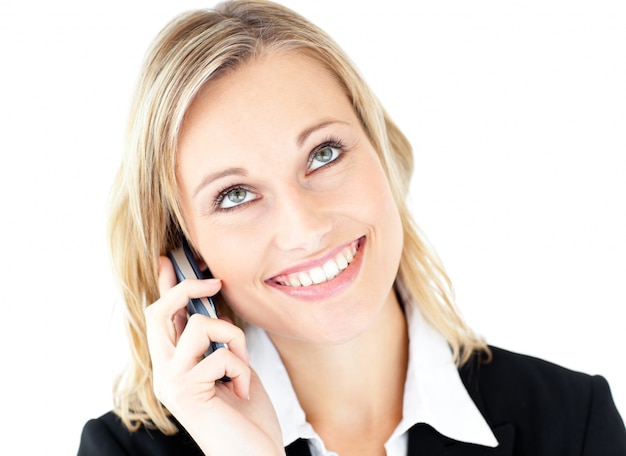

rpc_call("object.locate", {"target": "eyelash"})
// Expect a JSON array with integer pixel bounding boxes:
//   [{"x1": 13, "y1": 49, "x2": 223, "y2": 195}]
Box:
[
  {"x1": 307, "y1": 136, "x2": 347, "y2": 173},
  {"x1": 212, "y1": 136, "x2": 348, "y2": 213},
  {"x1": 213, "y1": 184, "x2": 256, "y2": 212}
]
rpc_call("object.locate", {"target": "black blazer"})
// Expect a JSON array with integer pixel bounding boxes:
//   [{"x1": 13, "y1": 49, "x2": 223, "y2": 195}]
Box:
[{"x1": 77, "y1": 347, "x2": 626, "y2": 455}]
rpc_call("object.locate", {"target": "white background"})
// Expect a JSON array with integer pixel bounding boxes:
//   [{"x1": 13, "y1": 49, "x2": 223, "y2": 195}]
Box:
[{"x1": 1, "y1": 0, "x2": 624, "y2": 454}]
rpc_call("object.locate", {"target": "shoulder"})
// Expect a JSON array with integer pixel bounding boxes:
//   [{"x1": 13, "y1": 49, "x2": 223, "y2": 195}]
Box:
[
  {"x1": 469, "y1": 345, "x2": 595, "y2": 397},
  {"x1": 466, "y1": 345, "x2": 620, "y2": 417},
  {"x1": 77, "y1": 411, "x2": 203, "y2": 456},
  {"x1": 461, "y1": 346, "x2": 626, "y2": 454}
]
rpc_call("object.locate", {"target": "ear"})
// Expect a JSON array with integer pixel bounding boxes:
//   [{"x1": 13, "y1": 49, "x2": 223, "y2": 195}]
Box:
[
  {"x1": 190, "y1": 246, "x2": 211, "y2": 277},
  {"x1": 197, "y1": 257, "x2": 209, "y2": 273}
]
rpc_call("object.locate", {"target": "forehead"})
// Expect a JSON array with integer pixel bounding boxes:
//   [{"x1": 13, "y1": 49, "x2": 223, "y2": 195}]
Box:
[{"x1": 177, "y1": 51, "x2": 354, "y2": 151}]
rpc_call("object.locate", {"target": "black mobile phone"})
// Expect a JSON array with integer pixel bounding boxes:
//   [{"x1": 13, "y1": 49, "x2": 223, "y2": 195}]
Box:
[{"x1": 167, "y1": 237, "x2": 228, "y2": 357}]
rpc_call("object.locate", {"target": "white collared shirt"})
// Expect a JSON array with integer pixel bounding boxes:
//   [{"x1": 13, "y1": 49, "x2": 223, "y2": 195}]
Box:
[{"x1": 245, "y1": 298, "x2": 498, "y2": 455}]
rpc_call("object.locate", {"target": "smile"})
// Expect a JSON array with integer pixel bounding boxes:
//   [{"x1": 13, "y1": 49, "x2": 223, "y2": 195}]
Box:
[{"x1": 270, "y1": 238, "x2": 361, "y2": 287}]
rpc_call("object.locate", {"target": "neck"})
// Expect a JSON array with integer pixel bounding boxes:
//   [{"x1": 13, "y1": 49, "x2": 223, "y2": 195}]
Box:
[{"x1": 269, "y1": 289, "x2": 409, "y2": 452}]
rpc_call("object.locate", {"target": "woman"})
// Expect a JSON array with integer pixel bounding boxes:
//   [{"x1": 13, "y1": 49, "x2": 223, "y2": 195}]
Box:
[{"x1": 78, "y1": 1, "x2": 625, "y2": 454}]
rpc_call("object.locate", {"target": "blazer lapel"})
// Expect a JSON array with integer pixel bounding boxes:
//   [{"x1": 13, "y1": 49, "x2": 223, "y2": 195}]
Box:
[
  {"x1": 408, "y1": 422, "x2": 514, "y2": 455},
  {"x1": 406, "y1": 350, "x2": 516, "y2": 455},
  {"x1": 285, "y1": 438, "x2": 312, "y2": 456}
]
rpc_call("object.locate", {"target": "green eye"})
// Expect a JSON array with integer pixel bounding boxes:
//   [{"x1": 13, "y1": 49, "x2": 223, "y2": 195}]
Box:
[
  {"x1": 227, "y1": 188, "x2": 247, "y2": 204},
  {"x1": 217, "y1": 186, "x2": 258, "y2": 209},
  {"x1": 314, "y1": 147, "x2": 334, "y2": 163},
  {"x1": 308, "y1": 144, "x2": 341, "y2": 172}
]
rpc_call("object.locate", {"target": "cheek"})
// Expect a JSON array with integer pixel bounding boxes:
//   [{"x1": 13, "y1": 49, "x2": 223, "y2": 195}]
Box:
[
  {"x1": 218, "y1": 274, "x2": 285, "y2": 332},
  {"x1": 200, "y1": 231, "x2": 261, "y2": 283},
  {"x1": 359, "y1": 158, "x2": 404, "y2": 262},
  {"x1": 195, "y1": 224, "x2": 272, "y2": 314},
  {"x1": 354, "y1": 157, "x2": 400, "y2": 223}
]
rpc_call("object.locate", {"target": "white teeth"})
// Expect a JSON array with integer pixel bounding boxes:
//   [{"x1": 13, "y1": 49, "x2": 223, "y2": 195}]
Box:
[
  {"x1": 298, "y1": 272, "x2": 313, "y2": 286},
  {"x1": 323, "y1": 259, "x2": 340, "y2": 279},
  {"x1": 336, "y1": 254, "x2": 348, "y2": 270},
  {"x1": 310, "y1": 267, "x2": 326, "y2": 284},
  {"x1": 274, "y1": 240, "x2": 360, "y2": 287}
]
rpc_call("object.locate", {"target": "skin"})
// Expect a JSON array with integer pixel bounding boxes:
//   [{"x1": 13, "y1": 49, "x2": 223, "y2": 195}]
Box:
[{"x1": 147, "y1": 51, "x2": 408, "y2": 455}]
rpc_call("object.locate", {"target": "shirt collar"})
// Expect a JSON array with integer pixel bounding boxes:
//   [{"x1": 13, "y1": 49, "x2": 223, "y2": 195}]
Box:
[
  {"x1": 393, "y1": 285, "x2": 498, "y2": 447},
  {"x1": 246, "y1": 325, "x2": 319, "y2": 446},
  {"x1": 245, "y1": 290, "x2": 498, "y2": 449}
]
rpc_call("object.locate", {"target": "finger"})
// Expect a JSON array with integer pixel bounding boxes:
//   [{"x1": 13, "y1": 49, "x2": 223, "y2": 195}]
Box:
[
  {"x1": 153, "y1": 257, "x2": 183, "y2": 343},
  {"x1": 157, "y1": 256, "x2": 223, "y2": 303},
  {"x1": 157, "y1": 256, "x2": 178, "y2": 296},
  {"x1": 149, "y1": 280, "x2": 221, "y2": 346},
  {"x1": 192, "y1": 348, "x2": 252, "y2": 400},
  {"x1": 146, "y1": 260, "x2": 221, "y2": 365},
  {"x1": 148, "y1": 273, "x2": 222, "y2": 325},
  {"x1": 173, "y1": 315, "x2": 250, "y2": 369}
]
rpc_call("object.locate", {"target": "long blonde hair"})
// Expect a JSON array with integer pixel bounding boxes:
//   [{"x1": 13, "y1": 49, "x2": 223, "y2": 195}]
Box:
[{"x1": 108, "y1": 0, "x2": 488, "y2": 434}]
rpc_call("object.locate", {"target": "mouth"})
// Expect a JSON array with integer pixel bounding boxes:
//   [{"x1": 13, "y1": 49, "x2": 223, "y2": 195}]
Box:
[{"x1": 268, "y1": 237, "x2": 363, "y2": 288}]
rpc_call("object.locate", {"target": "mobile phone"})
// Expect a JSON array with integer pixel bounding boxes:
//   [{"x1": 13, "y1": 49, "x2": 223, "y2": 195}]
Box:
[{"x1": 167, "y1": 237, "x2": 228, "y2": 357}]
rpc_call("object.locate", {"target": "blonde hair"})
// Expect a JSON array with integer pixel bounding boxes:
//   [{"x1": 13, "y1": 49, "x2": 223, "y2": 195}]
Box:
[{"x1": 109, "y1": 0, "x2": 489, "y2": 434}]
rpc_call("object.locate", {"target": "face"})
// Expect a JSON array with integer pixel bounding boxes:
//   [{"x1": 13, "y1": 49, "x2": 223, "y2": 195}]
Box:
[{"x1": 177, "y1": 51, "x2": 403, "y2": 345}]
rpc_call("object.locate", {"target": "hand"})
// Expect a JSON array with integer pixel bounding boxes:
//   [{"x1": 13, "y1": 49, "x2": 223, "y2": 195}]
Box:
[{"x1": 145, "y1": 256, "x2": 285, "y2": 455}]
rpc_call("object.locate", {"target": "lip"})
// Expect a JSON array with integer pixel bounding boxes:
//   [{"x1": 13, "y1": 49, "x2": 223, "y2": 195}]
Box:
[{"x1": 265, "y1": 236, "x2": 365, "y2": 301}]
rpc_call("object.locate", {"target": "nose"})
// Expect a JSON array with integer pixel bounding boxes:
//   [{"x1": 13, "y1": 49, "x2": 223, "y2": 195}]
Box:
[{"x1": 272, "y1": 185, "x2": 332, "y2": 252}]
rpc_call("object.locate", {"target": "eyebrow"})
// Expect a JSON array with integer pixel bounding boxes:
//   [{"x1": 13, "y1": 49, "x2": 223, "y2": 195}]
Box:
[
  {"x1": 192, "y1": 167, "x2": 247, "y2": 199},
  {"x1": 297, "y1": 119, "x2": 349, "y2": 147}
]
